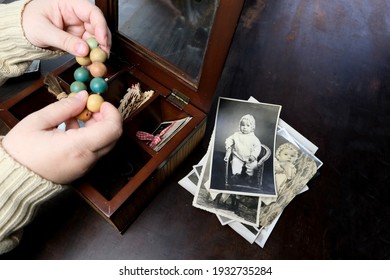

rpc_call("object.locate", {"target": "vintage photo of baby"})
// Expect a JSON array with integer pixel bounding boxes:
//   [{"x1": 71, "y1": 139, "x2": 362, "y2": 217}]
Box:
[
  {"x1": 209, "y1": 97, "x2": 281, "y2": 197},
  {"x1": 258, "y1": 134, "x2": 319, "y2": 227},
  {"x1": 275, "y1": 142, "x2": 299, "y2": 193},
  {"x1": 193, "y1": 132, "x2": 261, "y2": 227},
  {"x1": 224, "y1": 114, "x2": 262, "y2": 185}
]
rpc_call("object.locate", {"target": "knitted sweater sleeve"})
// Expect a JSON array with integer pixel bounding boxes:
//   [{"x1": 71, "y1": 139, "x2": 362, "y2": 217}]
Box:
[
  {"x1": 0, "y1": 0, "x2": 63, "y2": 86},
  {"x1": 0, "y1": 137, "x2": 64, "y2": 255}
]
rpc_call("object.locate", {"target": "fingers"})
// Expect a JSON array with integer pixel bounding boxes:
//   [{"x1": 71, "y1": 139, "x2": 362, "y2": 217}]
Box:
[
  {"x1": 46, "y1": 26, "x2": 91, "y2": 57},
  {"x1": 40, "y1": 23, "x2": 110, "y2": 59},
  {"x1": 85, "y1": 12, "x2": 112, "y2": 55},
  {"x1": 63, "y1": 118, "x2": 82, "y2": 130},
  {"x1": 76, "y1": 102, "x2": 123, "y2": 153},
  {"x1": 65, "y1": 0, "x2": 111, "y2": 55},
  {"x1": 43, "y1": 20, "x2": 111, "y2": 58},
  {"x1": 23, "y1": 92, "x2": 122, "y2": 154},
  {"x1": 69, "y1": 0, "x2": 111, "y2": 46},
  {"x1": 22, "y1": 0, "x2": 111, "y2": 56},
  {"x1": 24, "y1": 91, "x2": 88, "y2": 130}
]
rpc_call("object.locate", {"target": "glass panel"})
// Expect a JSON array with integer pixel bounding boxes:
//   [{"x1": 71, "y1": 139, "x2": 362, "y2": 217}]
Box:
[{"x1": 118, "y1": 0, "x2": 218, "y2": 82}]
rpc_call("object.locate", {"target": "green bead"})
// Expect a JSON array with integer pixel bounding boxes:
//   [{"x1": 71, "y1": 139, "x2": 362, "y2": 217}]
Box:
[
  {"x1": 73, "y1": 67, "x2": 90, "y2": 82},
  {"x1": 90, "y1": 77, "x2": 108, "y2": 93},
  {"x1": 70, "y1": 81, "x2": 87, "y2": 92},
  {"x1": 86, "y1": 37, "x2": 99, "y2": 50}
]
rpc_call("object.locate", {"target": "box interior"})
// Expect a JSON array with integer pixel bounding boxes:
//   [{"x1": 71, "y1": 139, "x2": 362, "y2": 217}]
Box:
[{"x1": 5, "y1": 59, "x2": 202, "y2": 202}]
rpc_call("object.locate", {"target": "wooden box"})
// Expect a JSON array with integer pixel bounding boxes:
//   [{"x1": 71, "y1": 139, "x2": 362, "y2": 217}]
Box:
[{"x1": 0, "y1": 0, "x2": 244, "y2": 232}]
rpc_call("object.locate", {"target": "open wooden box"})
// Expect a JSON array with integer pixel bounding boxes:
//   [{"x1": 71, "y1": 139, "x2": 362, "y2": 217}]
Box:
[{"x1": 0, "y1": 0, "x2": 244, "y2": 232}]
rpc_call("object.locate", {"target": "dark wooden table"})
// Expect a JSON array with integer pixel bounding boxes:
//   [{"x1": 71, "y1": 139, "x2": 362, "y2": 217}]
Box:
[{"x1": 1, "y1": 0, "x2": 389, "y2": 259}]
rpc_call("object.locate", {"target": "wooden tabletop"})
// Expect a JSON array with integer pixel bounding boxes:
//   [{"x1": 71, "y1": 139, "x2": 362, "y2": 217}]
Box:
[{"x1": 1, "y1": 0, "x2": 389, "y2": 259}]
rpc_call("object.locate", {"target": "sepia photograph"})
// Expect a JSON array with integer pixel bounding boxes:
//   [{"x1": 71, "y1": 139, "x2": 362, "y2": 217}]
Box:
[{"x1": 258, "y1": 133, "x2": 318, "y2": 227}]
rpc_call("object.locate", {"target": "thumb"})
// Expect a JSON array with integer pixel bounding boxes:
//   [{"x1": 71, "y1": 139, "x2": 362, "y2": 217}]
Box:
[
  {"x1": 53, "y1": 30, "x2": 89, "y2": 56},
  {"x1": 45, "y1": 26, "x2": 90, "y2": 57},
  {"x1": 25, "y1": 91, "x2": 89, "y2": 129}
]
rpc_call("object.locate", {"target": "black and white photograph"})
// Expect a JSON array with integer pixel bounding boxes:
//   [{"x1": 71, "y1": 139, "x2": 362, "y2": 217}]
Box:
[
  {"x1": 209, "y1": 97, "x2": 281, "y2": 197},
  {"x1": 193, "y1": 132, "x2": 261, "y2": 227},
  {"x1": 180, "y1": 114, "x2": 322, "y2": 247},
  {"x1": 228, "y1": 221, "x2": 263, "y2": 244},
  {"x1": 178, "y1": 169, "x2": 199, "y2": 196}
]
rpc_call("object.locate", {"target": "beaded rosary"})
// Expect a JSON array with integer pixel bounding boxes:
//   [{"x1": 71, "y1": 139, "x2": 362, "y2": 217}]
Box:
[{"x1": 70, "y1": 37, "x2": 108, "y2": 121}]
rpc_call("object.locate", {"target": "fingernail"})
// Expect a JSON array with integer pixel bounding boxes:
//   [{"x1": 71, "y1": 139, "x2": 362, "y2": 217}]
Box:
[
  {"x1": 75, "y1": 90, "x2": 87, "y2": 100},
  {"x1": 75, "y1": 42, "x2": 88, "y2": 56}
]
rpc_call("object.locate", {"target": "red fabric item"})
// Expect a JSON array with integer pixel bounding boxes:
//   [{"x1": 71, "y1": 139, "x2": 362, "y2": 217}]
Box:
[{"x1": 136, "y1": 122, "x2": 175, "y2": 148}]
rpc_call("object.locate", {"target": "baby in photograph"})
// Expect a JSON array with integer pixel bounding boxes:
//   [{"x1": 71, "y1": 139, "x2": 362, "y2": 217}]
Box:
[
  {"x1": 224, "y1": 114, "x2": 262, "y2": 184},
  {"x1": 275, "y1": 142, "x2": 299, "y2": 192},
  {"x1": 259, "y1": 139, "x2": 318, "y2": 228},
  {"x1": 261, "y1": 142, "x2": 299, "y2": 205}
]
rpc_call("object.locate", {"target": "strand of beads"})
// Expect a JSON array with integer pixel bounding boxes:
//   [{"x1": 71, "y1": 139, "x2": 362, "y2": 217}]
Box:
[{"x1": 70, "y1": 37, "x2": 108, "y2": 122}]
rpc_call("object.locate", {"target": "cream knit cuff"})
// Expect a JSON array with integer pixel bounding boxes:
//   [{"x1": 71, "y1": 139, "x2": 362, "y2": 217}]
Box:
[
  {"x1": 0, "y1": 0, "x2": 63, "y2": 85},
  {"x1": 0, "y1": 136, "x2": 64, "y2": 254}
]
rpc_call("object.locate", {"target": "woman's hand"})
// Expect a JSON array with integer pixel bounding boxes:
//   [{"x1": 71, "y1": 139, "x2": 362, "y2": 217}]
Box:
[
  {"x1": 2, "y1": 91, "x2": 122, "y2": 184},
  {"x1": 22, "y1": 0, "x2": 111, "y2": 57}
]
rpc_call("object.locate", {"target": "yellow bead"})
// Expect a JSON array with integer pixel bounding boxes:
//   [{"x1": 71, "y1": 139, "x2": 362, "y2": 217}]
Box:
[
  {"x1": 89, "y1": 47, "x2": 107, "y2": 63},
  {"x1": 87, "y1": 94, "x2": 104, "y2": 113},
  {"x1": 76, "y1": 56, "x2": 92, "y2": 66}
]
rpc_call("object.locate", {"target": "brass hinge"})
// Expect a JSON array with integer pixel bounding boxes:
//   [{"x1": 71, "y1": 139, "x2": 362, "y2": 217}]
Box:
[{"x1": 167, "y1": 89, "x2": 189, "y2": 110}]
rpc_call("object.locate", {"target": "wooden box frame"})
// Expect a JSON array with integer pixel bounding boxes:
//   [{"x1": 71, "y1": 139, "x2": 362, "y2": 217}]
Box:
[{"x1": 0, "y1": 0, "x2": 244, "y2": 232}]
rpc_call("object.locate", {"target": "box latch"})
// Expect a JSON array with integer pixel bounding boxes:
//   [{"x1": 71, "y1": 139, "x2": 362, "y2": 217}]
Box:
[{"x1": 167, "y1": 89, "x2": 190, "y2": 110}]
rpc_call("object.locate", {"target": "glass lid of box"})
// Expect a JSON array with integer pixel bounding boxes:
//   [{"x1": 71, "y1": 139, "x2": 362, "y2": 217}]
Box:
[{"x1": 117, "y1": 0, "x2": 218, "y2": 84}]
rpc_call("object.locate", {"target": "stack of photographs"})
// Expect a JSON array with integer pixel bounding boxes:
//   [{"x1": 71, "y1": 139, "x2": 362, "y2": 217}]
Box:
[{"x1": 178, "y1": 97, "x2": 322, "y2": 247}]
